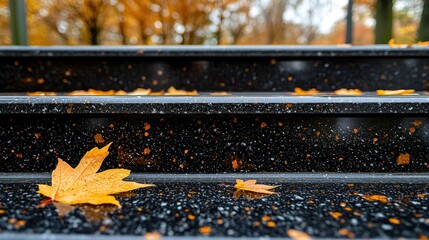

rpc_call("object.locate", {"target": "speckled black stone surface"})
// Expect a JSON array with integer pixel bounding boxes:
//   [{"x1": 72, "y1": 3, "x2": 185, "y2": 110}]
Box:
[
  {"x1": 1, "y1": 46, "x2": 429, "y2": 92},
  {"x1": 0, "y1": 174, "x2": 428, "y2": 238},
  {"x1": 1, "y1": 47, "x2": 429, "y2": 239},
  {"x1": 1, "y1": 114, "x2": 428, "y2": 173},
  {"x1": 0, "y1": 94, "x2": 429, "y2": 115}
]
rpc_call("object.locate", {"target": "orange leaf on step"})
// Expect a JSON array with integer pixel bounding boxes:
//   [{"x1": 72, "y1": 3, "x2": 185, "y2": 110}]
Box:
[
  {"x1": 293, "y1": 88, "x2": 318, "y2": 96},
  {"x1": 234, "y1": 179, "x2": 277, "y2": 194},
  {"x1": 334, "y1": 88, "x2": 363, "y2": 96},
  {"x1": 165, "y1": 86, "x2": 199, "y2": 96},
  {"x1": 37, "y1": 143, "x2": 154, "y2": 207},
  {"x1": 376, "y1": 89, "x2": 416, "y2": 96}
]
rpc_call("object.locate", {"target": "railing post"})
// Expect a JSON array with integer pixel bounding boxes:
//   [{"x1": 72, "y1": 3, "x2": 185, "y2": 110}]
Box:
[
  {"x1": 9, "y1": 0, "x2": 28, "y2": 45},
  {"x1": 346, "y1": 0, "x2": 353, "y2": 44}
]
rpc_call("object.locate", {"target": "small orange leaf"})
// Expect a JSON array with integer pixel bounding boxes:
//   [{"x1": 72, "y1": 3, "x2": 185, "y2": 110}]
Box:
[
  {"x1": 165, "y1": 86, "x2": 199, "y2": 96},
  {"x1": 396, "y1": 153, "x2": 410, "y2": 165},
  {"x1": 334, "y1": 88, "x2": 363, "y2": 96},
  {"x1": 328, "y1": 211, "x2": 343, "y2": 219},
  {"x1": 68, "y1": 89, "x2": 117, "y2": 96},
  {"x1": 287, "y1": 229, "x2": 312, "y2": 240},
  {"x1": 199, "y1": 226, "x2": 211, "y2": 235},
  {"x1": 37, "y1": 143, "x2": 154, "y2": 207},
  {"x1": 417, "y1": 41, "x2": 429, "y2": 46},
  {"x1": 231, "y1": 160, "x2": 239, "y2": 169},
  {"x1": 27, "y1": 92, "x2": 57, "y2": 96},
  {"x1": 411, "y1": 120, "x2": 423, "y2": 126},
  {"x1": 388, "y1": 39, "x2": 410, "y2": 48},
  {"x1": 293, "y1": 88, "x2": 318, "y2": 96},
  {"x1": 376, "y1": 89, "x2": 416, "y2": 96},
  {"x1": 388, "y1": 218, "x2": 401, "y2": 225},
  {"x1": 126, "y1": 88, "x2": 151, "y2": 95},
  {"x1": 362, "y1": 194, "x2": 388, "y2": 203},
  {"x1": 234, "y1": 179, "x2": 277, "y2": 194},
  {"x1": 144, "y1": 232, "x2": 162, "y2": 240},
  {"x1": 210, "y1": 91, "x2": 231, "y2": 96}
]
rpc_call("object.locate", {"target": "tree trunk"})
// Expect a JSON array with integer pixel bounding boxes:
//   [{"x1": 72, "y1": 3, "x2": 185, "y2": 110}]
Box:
[
  {"x1": 375, "y1": 0, "x2": 393, "y2": 44},
  {"x1": 418, "y1": 0, "x2": 429, "y2": 41},
  {"x1": 89, "y1": 26, "x2": 99, "y2": 45}
]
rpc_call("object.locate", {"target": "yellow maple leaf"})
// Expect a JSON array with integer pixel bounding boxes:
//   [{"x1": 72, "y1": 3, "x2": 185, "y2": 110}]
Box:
[
  {"x1": 38, "y1": 143, "x2": 154, "y2": 207},
  {"x1": 234, "y1": 179, "x2": 277, "y2": 194}
]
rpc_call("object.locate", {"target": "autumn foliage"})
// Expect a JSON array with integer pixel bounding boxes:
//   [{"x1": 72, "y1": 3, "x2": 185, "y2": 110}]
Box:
[
  {"x1": 38, "y1": 143, "x2": 153, "y2": 207},
  {"x1": 0, "y1": 0, "x2": 426, "y2": 45}
]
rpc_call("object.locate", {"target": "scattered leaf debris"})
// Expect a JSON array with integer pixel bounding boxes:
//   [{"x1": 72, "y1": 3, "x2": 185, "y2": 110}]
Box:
[
  {"x1": 328, "y1": 211, "x2": 343, "y2": 219},
  {"x1": 417, "y1": 193, "x2": 426, "y2": 199},
  {"x1": 38, "y1": 143, "x2": 154, "y2": 207},
  {"x1": 388, "y1": 39, "x2": 411, "y2": 48},
  {"x1": 396, "y1": 153, "x2": 411, "y2": 165},
  {"x1": 388, "y1": 218, "x2": 401, "y2": 225},
  {"x1": 287, "y1": 229, "x2": 312, "y2": 240},
  {"x1": 234, "y1": 179, "x2": 277, "y2": 194},
  {"x1": 231, "y1": 159, "x2": 239, "y2": 170},
  {"x1": 388, "y1": 39, "x2": 429, "y2": 48},
  {"x1": 144, "y1": 232, "x2": 162, "y2": 240},
  {"x1": 266, "y1": 221, "x2": 276, "y2": 228},
  {"x1": 362, "y1": 194, "x2": 388, "y2": 203},
  {"x1": 293, "y1": 88, "x2": 318, "y2": 96},
  {"x1": 94, "y1": 133, "x2": 105, "y2": 144},
  {"x1": 411, "y1": 120, "x2": 423, "y2": 126},
  {"x1": 338, "y1": 228, "x2": 355, "y2": 238},
  {"x1": 334, "y1": 88, "x2": 363, "y2": 95},
  {"x1": 376, "y1": 89, "x2": 416, "y2": 96},
  {"x1": 27, "y1": 91, "x2": 57, "y2": 96},
  {"x1": 199, "y1": 226, "x2": 211, "y2": 235},
  {"x1": 7, "y1": 218, "x2": 26, "y2": 228},
  {"x1": 165, "y1": 86, "x2": 199, "y2": 96},
  {"x1": 210, "y1": 91, "x2": 231, "y2": 96}
]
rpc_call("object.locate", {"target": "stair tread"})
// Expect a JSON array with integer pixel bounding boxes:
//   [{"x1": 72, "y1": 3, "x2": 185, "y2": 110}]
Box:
[
  {"x1": 1, "y1": 93, "x2": 429, "y2": 114},
  {"x1": 0, "y1": 174, "x2": 427, "y2": 238}
]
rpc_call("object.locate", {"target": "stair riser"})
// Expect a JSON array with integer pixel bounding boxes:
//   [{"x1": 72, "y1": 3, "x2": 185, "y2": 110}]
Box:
[
  {"x1": 1, "y1": 57, "x2": 429, "y2": 92},
  {"x1": 1, "y1": 115, "x2": 428, "y2": 173}
]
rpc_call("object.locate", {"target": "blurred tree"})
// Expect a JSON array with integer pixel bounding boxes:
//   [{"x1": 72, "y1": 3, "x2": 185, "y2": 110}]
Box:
[
  {"x1": 375, "y1": 0, "x2": 393, "y2": 43},
  {"x1": 212, "y1": 0, "x2": 254, "y2": 44},
  {"x1": 261, "y1": 0, "x2": 288, "y2": 44},
  {"x1": 294, "y1": 0, "x2": 332, "y2": 44},
  {"x1": 120, "y1": 0, "x2": 156, "y2": 44},
  {"x1": 8, "y1": 0, "x2": 427, "y2": 46},
  {"x1": 27, "y1": 0, "x2": 71, "y2": 45},
  {"x1": 0, "y1": 0, "x2": 10, "y2": 45},
  {"x1": 67, "y1": 0, "x2": 114, "y2": 45},
  {"x1": 394, "y1": 0, "x2": 421, "y2": 43},
  {"x1": 28, "y1": 0, "x2": 119, "y2": 45},
  {"x1": 418, "y1": 0, "x2": 429, "y2": 41},
  {"x1": 112, "y1": 1, "x2": 128, "y2": 45},
  {"x1": 173, "y1": 0, "x2": 215, "y2": 44}
]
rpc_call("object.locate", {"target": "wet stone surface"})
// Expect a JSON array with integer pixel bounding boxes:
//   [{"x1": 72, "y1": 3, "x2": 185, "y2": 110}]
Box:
[
  {"x1": 0, "y1": 181, "x2": 428, "y2": 238},
  {"x1": 1, "y1": 47, "x2": 429, "y2": 92},
  {"x1": 1, "y1": 115, "x2": 429, "y2": 173}
]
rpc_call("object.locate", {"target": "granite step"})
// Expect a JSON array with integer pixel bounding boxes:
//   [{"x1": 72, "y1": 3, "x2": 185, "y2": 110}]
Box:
[
  {"x1": 0, "y1": 47, "x2": 428, "y2": 239},
  {"x1": 0, "y1": 173, "x2": 428, "y2": 239},
  {"x1": 0, "y1": 94, "x2": 428, "y2": 173}
]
